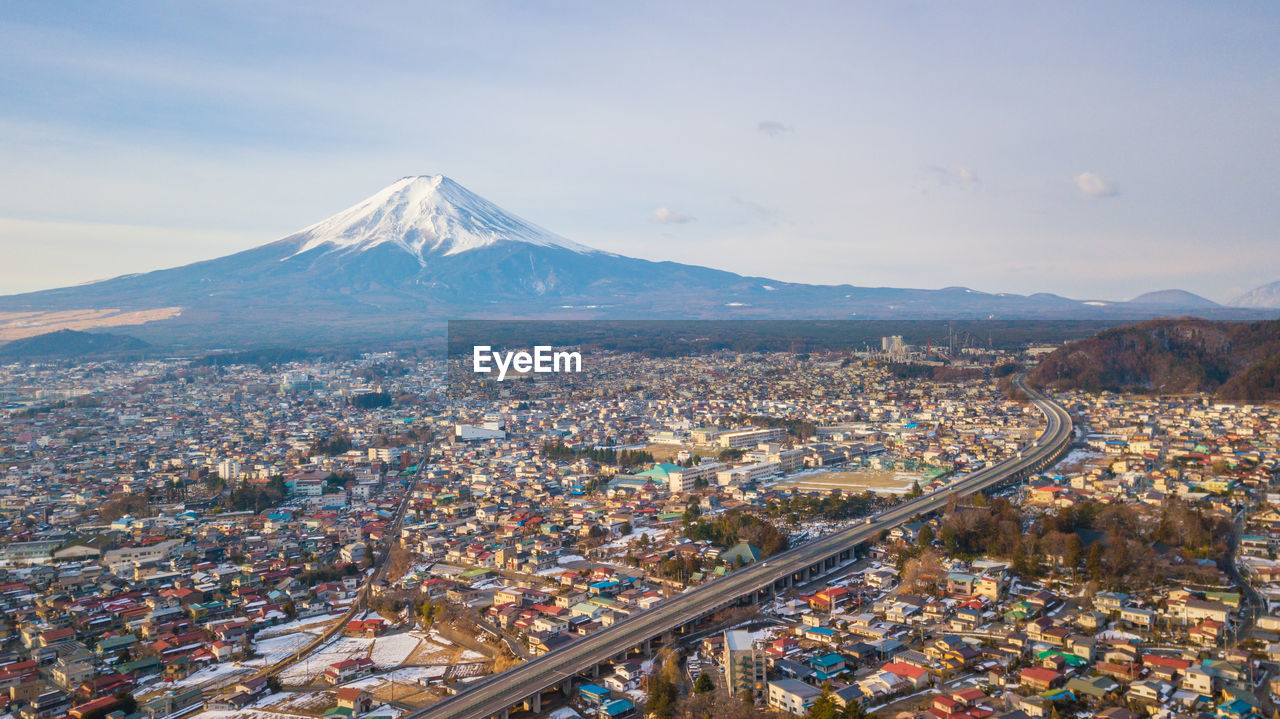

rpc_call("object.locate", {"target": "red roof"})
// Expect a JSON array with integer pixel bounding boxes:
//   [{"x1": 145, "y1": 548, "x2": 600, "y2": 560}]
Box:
[
  {"x1": 883, "y1": 662, "x2": 929, "y2": 680},
  {"x1": 1020, "y1": 667, "x2": 1059, "y2": 685},
  {"x1": 1143, "y1": 653, "x2": 1192, "y2": 670}
]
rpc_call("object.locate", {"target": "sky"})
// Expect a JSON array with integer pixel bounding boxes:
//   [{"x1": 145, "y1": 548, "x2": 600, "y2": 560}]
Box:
[{"x1": 2, "y1": 1, "x2": 1278, "y2": 302}]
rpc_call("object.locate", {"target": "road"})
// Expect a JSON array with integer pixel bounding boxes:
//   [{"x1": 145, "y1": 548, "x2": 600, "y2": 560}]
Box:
[
  {"x1": 407, "y1": 378, "x2": 1072, "y2": 719},
  {"x1": 1227, "y1": 508, "x2": 1274, "y2": 715}
]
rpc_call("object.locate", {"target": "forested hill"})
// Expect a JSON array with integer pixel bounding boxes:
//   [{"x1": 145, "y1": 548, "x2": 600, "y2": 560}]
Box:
[
  {"x1": 0, "y1": 329, "x2": 150, "y2": 360},
  {"x1": 1027, "y1": 317, "x2": 1280, "y2": 400}
]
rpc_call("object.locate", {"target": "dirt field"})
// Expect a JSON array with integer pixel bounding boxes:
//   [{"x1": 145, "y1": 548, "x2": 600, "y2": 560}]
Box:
[
  {"x1": 775, "y1": 468, "x2": 923, "y2": 495},
  {"x1": 0, "y1": 307, "x2": 183, "y2": 340},
  {"x1": 645, "y1": 443, "x2": 722, "y2": 462}
]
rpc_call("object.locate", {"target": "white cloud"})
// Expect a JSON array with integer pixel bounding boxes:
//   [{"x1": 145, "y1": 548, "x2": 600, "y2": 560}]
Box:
[
  {"x1": 1073, "y1": 172, "x2": 1117, "y2": 198},
  {"x1": 756, "y1": 120, "x2": 792, "y2": 137},
  {"x1": 923, "y1": 164, "x2": 980, "y2": 189},
  {"x1": 730, "y1": 195, "x2": 779, "y2": 220},
  {"x1": 651, "y1": 207, "x2": 695, "y2": 224}
]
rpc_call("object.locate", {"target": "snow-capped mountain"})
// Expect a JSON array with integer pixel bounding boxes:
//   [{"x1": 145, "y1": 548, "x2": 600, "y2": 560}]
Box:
[
  {"x1": 0, "y1": 175, "x2": 1273, "y2": 346},
  {"x1": 288, "y1": 175, "x2": 598, "y2": 260},
  {"x1": 1233, "y1": 280, "x2": 1280, "y2": 309}
]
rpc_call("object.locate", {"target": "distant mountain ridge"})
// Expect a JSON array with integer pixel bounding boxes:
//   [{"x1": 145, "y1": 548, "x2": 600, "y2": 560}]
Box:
[
  {"x1": 1028, "y1": 317, "x2": 1280, "y2": 400},
  {"x1": 1233, "y1": 280, "x2": 1280, "y2": 309},
  {"x1": 0, "y1": 175, "x2": 1274, "y2": 346},
  {"x1": 1128, "y1": 289, "x2": 1219, "y2": 308}
]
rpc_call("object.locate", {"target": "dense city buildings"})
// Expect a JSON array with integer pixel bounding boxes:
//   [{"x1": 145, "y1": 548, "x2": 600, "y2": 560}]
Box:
[{"x1": 0, "y1": 347, "x2": 1277, "y2": 719}]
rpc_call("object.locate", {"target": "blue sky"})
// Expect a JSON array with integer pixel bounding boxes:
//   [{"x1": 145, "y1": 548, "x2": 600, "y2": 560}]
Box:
[{"x1": 2, "y1": 1, "x2": 1278, "y2": 301}]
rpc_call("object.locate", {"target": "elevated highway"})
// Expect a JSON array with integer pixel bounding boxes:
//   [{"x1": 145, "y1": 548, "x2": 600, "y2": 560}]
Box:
[{"x1": 411, "y1": 378, "x2": 1071, "y2": 719}]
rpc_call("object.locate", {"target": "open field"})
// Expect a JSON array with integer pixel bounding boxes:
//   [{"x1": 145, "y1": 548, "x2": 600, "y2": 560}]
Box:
[
  {"x1": 773, "y1": 468, "x2": 923, "y2": 495},
  {"x1": 644, "y1": 443, "x2": 723, "y2": 462},
  {"x1": 0, "y1": 308, "x2": 183, "y2": 340}
]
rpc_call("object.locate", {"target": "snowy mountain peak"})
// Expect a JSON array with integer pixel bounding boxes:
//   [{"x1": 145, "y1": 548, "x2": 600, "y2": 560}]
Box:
[{"x1": 289, "y1": 174, "x2": 597, "y2": 260}]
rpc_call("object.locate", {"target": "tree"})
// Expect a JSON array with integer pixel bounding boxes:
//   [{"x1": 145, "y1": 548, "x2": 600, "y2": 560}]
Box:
[
  {"x1": 916, "y1": 524, "x2": 935, "y2": 548},
  {"x1": 693, "y1": 672, "x2": 714, "y2": 694},
  {"x1": 1064, "y1": 534, "x2": 1084, "y2": 569},
  {"x1": 939, "y1": 525, "x2": 958, "y2": 551},
  {"x1": 111, "y1": 692, "x2": 137, "y2": 716},
  {"x1": 682, "y1": 504, "x2": 702, "y2": 526},
  {"x1": 416, "y1": 601, "x2": 441, "y2": 627},
  {"x1": 901, "y1": 549, "x2": 943, "y2": 593},
  {"x1": 807, "y1": 690, "x2": 840, "y2": 719},
  {"x1": 646, "y1": 672, "x2": 678, "y2": 719},
  {"x1": 841, "y1": 702, "x2": 869, "y2": 719},
  {"x1": 1086, "y1": 542, "x2": 1104, "y2": 576},
  {"x1": 386, "y1": 541, "x2": 413, "y2": 582},
  {"x1": 659, "y1": 648, "x2": 683, "y2": 688}
]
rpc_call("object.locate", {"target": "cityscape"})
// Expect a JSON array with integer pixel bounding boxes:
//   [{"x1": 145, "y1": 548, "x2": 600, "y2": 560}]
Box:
[
  {"x1": 1, "y1": 339, "x2": 1278, "y2": 719},
  {"x1": 4, "y1": 4, "x2": 1280, "y2": 719}
]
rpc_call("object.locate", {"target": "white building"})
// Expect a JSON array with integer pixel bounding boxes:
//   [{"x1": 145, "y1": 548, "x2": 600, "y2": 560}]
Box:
[
  {"x1": 455, "y1": 424, "x2": 507, "y2": 442},
  {"x1": 768, "y1": 679, "x2": 821, "y2": 715},
  {"x1": 368, "y1": 447, "x2": 402, "y2": 463},
  {"x1": 719, "y1": 427, "x2": 787, "y2": 449},
  {"x1": 216, "y1": 459, "x2": 242, "y2": 480},
  {"x1": 667, "y1": 461, "x2": 725, "y2": 494},
  {"x1": 716, "y1": 461, "x2": 781, "y2": 487}
]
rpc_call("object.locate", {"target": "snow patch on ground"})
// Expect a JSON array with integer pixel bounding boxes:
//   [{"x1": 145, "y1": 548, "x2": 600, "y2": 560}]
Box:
[
  {"x1": 163, "y1": 661, "x2": 251, "y2": 689},
  {"x1": 369, "y1": 632, "x2": 420, "y2": 667}
]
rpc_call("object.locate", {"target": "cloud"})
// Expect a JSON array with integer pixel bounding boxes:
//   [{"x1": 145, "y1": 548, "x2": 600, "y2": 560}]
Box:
[
  {"x1": 651, "y1": 207, "x2": 695, "y2": 224},
  {"x1": 756, "y1": 120, "x2": 792, "y2": 137},
  {"x1": 1073, "y1": 172, "x2": 1117, "y2": 198},
  {"x1": 730, "y1": 195, "x2": 779, "y2": 221},
  {"x1": 923, "y1": 164, "x2": 980, "y2": 190}
]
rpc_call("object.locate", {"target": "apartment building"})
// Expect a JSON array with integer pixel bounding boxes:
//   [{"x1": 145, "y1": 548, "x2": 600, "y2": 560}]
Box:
[{"x1": 723, "y1": 630, "x2": 766, "y2": 698}]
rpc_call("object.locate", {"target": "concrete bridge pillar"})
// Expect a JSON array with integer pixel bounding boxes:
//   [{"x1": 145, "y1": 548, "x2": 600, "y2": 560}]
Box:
[
  {"x1": 592, "y1": 664, "x2": 600, "y2": 677},
  {"x1": 561, "y1": 679, "x2": 572, "y2": 695},
  {"x1": 643, "y1": 639, "x2": 652, "y2": 656}
]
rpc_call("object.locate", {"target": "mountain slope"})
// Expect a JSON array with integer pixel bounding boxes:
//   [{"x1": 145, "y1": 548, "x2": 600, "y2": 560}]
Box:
[
  {"x1": 0, "y1": 175, "x2": 1274, "y2": 346},
  {"x1": 1028, "y1": 317, "x2": 1280, "y2": 399},
  {"x1": 1233, "y1": 280, "x2": 1280, "y2": 309}
]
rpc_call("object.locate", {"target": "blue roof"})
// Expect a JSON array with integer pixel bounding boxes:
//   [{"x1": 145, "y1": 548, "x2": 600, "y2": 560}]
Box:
[
  {"x1": 810, "y1": 653, "x2": 845, "y2": 668},
  {"x1": 601, "y1": 699, "x2": 635, "y2": 716},
  {"x1": 1218, "y1": 698, "x2": 1254, "y2": 715}
]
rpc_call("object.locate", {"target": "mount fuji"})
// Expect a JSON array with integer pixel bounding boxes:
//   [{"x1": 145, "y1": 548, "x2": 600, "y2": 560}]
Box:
[{"x1": 0, "y1": 175, "x2": 1271, "y2": 345}]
